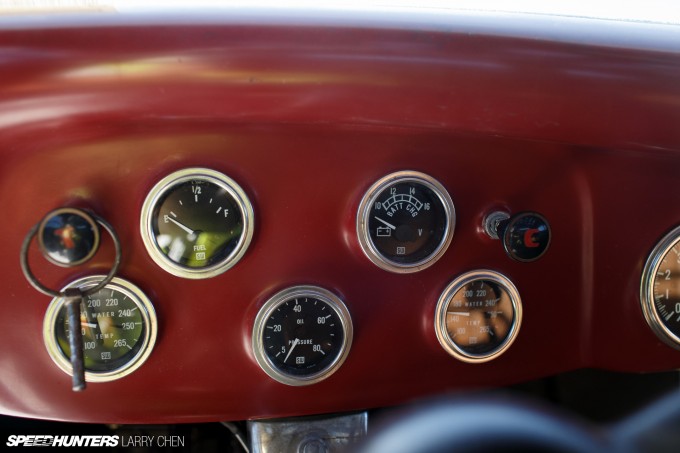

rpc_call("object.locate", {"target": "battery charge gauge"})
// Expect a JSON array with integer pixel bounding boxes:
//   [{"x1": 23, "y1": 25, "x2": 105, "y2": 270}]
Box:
[{"x1": 357, "y1": 171, "x2": 455, "y2": 273}]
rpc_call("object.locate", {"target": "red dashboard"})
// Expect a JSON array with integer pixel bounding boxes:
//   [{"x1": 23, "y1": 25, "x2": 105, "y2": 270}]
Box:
[{"x1": 1, "y1": 9, "x2": 680, "y2": 424}]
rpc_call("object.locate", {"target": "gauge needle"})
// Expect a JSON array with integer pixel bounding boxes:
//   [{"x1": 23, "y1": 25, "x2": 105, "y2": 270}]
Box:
[
  {"x1": 283, "y1": 338, "x2": 300, "y2": 363},
  {"x1": 374, "y1": 216, "x2": 396, "y2": 230},
  {"x1": 167, "y1": 216, "x2": 196, "y2": 235},
  {"x1": 81, "y1": 322, "x2": 98, "y2": 328},
  {"x1": 448, "y1": 312, "x2": 470, "y2": 317}
]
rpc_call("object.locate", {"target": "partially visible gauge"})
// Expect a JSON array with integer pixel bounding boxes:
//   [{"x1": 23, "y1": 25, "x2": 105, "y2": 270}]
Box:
[
  {"x1": 435, "y1": 270, "x2": 522, "y2": 363},
  {"x1": 641, "y1": 225, "x2": 680, "y2": 350},
  {"x1": 252, "y1": 286, "x2": 352, "y2": 386},
  {"x1": 357, "y1": 171, "x2": 455, "y2": 273},
  {"x1": 141, "y1": 168, "x2": 254, "y2": 279},
  {"x1": 43, "y1": 276, "x2": 157, "y2": 382}
]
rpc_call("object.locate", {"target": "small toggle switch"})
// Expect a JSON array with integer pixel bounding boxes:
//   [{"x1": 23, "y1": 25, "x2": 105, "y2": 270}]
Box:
[{"x1": 484, "y1": 211, "x2": 551, "y2": 262}]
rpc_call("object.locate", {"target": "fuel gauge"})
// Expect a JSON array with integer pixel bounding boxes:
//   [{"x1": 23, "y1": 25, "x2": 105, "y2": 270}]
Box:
[
  {"x1": 357, "y1": 171, "x2": 455, "y2": 273},
  {"x1": 141, "y1": 168, "x2": 254, "y2": 279}
]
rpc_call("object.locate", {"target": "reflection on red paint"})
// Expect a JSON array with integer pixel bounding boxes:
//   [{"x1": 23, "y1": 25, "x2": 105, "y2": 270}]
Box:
[
  {"x1": 523, "y1": 228, "x2": 540, "y2": 248},
  {"x1": 54, "y1": 224, "x2": 76, "y2": 250}
]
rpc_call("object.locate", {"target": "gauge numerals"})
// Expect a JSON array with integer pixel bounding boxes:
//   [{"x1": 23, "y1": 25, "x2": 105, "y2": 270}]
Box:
[
  {"x1": 358, "y1": 171, "x2": 455, "y2": 273},
  {"x1": 141, "y1": 168, "x2": 254, "y2": 279},
  {"x1": 253, "y1": 286, "x2": 353, "y2": 386},
  {"x1": 651, "y1": 264, "x2": 680, "y2": 325}
]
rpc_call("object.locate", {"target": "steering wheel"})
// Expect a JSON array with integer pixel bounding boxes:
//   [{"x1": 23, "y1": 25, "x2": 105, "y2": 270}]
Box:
[{"x1": 357, "y1": 391, "x2": 680, "y2": 453}]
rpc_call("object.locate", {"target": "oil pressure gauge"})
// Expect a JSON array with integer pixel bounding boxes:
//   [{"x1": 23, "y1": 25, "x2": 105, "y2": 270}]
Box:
[
  {"x1": 141, "y1": 168, "x2": 254, "y2": 279},
  {"x1": 357, "y1": 171, "x2": 455, "y2": 273},
  {"x1": 252, "y1": 286, "x2": 353, "y2": 386},
  {"x1": 641, "y1": 225, "x2": 680, "y2": 350}
]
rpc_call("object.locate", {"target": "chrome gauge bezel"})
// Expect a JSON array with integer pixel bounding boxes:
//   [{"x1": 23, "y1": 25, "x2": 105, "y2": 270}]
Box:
[
  {"x1": 140, "y1": 168, "x2": 255, "y2": 279},
  {"x1": 43, "y1": 275, "x2": 158, "y2": 382},
  {"x1": 435, "y1": 270, "x2": 522, "y2": 363},
  {"x1": 356, "y1": 170, "x2": 455, "y2": 273},
  {"x1": 640, "y1": 225, "x2": 680, "y2": 350},
  {"x1": 252, "y1": 286, "x2": 353, "y2": 386}
]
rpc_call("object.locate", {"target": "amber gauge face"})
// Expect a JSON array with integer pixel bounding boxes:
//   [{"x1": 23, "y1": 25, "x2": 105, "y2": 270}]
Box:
[
  {"x1": 141, "y1": 168, "x2": 254, "y2": 279},
  {"x1": 435, "y1": 270, "x2": 522, "y2": 363},
  {"x1": 641, "y1": 226, "x2": 680, "y2": 349}
]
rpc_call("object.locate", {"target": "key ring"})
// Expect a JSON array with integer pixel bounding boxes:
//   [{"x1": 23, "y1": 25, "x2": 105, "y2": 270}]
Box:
[{"x1": 20, "y1": 208, "x2": 121, "y2": 392}]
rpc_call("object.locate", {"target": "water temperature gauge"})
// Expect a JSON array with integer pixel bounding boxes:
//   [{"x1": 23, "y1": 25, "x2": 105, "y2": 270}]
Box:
[
  {"x1": 43, "y1": 276, "x2": 157, "y2": 382},
  {"x1": 357, "y1": 171, "x2": 455, "y2": 273},
  {"x1": 435, "y1": 270, "x2": 522, "y2": 363}
]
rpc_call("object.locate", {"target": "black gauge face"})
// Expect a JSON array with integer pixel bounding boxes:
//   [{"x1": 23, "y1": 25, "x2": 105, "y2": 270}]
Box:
[
  {"x1": 142, "y1": 169, "x2": 254, "y2": 279},
  {"x1": 640, "y1": 227, "x2": 680, "y2": 350},
  {"x1": 436, "y1": 271, "x2": 522, "y2": 362},
  {"x1": 254, "y1": 287, "x2": 353, "y2": 385},
  {"x1": 45, "y1": 277, "x2": 156, "y2": 379},
  {"x1": 152, "y1": 180, "x2": 243, "y2": 268},
  {"x1": 56, "y1": 289, "x2": 144, "y2": 371},
  {"x1": 369, "y1": 182, "x2": 445, "y2": 262},
  {"x1": 264, "y1": 298, "x2": 344, "y2": 377},
  {"x1": 358, "y1": 172, "x2": 454, "y2": 272}
]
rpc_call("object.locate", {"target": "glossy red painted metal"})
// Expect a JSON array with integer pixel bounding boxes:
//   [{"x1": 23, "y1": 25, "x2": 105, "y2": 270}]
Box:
[{"x1": 0, "y1": 12, "x2": 679, "y2": 423}]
